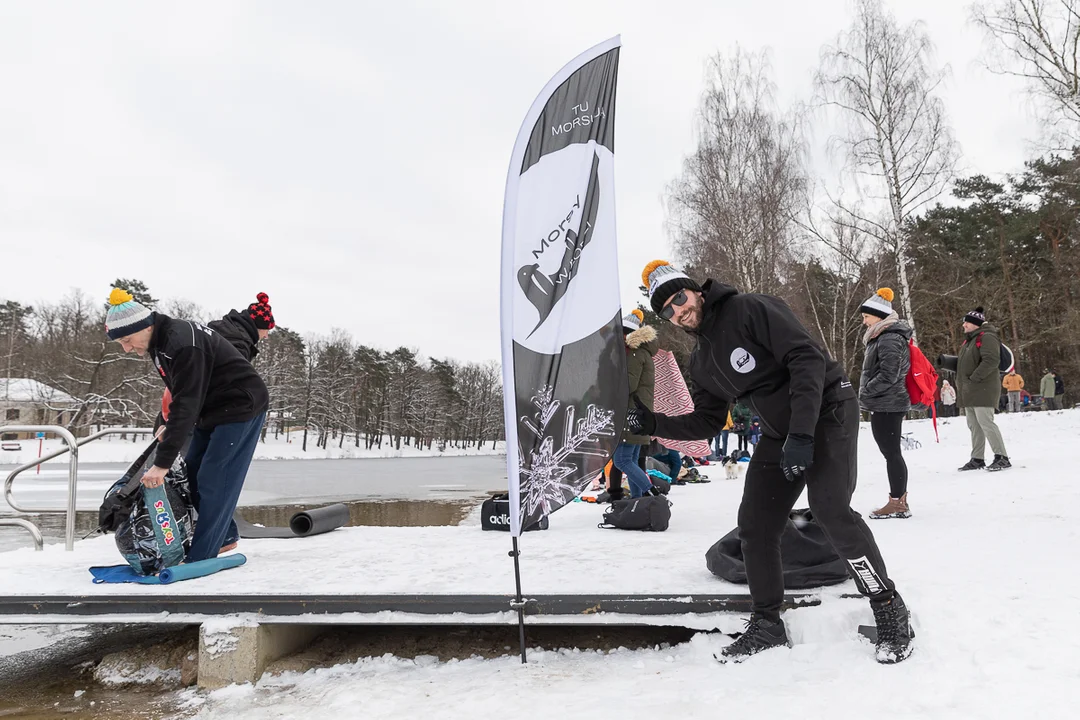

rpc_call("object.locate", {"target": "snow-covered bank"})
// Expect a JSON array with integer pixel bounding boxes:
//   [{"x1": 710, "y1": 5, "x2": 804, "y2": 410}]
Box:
[
  {"x1": 182, "y1": 408, "x2": 1078, "y2": 719},
  {"x1": 3, "y1": 410, "x2": 1079, "y2": 718},
  {"x1": 0, "y1": 434, "x2": 505, "y2": 465}
]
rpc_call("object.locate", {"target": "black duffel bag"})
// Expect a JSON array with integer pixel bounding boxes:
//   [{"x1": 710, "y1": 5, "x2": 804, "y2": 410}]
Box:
[
  {"x1": 480, "y1": 494, "x2": 549, "y2": 532},
  {"x1": 599, "y1": 495, "x2": 671, "y2": 531},
  {"x1": 705, "y1": 508, "x2": 849, "y2": 589}
]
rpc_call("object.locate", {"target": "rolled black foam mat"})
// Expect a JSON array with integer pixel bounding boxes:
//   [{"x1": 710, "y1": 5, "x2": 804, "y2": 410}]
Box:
[
  {"x1": 233, "y1": 503, "x2": 351, "y2": 539},
  {"x1": 289, "y1": 503, "x2": 351, "y2": 536}
]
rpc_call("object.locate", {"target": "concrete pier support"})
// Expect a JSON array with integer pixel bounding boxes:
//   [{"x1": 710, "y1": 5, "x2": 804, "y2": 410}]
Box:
[{"x1": 198, "y1": 620, "x2": 322, "y2": 689}]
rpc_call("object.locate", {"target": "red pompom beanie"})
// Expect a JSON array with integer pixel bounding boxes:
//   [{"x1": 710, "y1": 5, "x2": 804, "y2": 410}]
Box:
[{"x1": 248, "y1": 292, "x2": 275, "y2": 330}]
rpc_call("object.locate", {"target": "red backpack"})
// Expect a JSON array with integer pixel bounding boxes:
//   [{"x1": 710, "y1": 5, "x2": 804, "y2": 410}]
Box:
[{"x1": 905, "y1": 340, "x2": 940, "y2": 442}]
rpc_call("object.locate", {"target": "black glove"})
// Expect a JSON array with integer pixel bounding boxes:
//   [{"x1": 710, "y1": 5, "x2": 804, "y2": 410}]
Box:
[
  {"x1": 781, "y1": 433, "x2": 815, "y2": 481},
  {"x1": 625, "y1": 397, "x2": 656, "y2": 436}
]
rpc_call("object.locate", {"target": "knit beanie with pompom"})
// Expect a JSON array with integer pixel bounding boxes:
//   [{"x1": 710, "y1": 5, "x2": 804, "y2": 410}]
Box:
[
  {"x1": 622, "y1": 307, "x2": 645, "y2": 332},
  {"x1": 641, "y1": 260, "x2": 702, "y2": 315},
  {"x1": 247, "y1": 292, "x2": 275, "y2": 330},
  {"x1": 105, "y1": 288, "x2": 154, "y2": 340},
  {"x1": 860, "y1": 287, "x2": 895, "y2": 319}
]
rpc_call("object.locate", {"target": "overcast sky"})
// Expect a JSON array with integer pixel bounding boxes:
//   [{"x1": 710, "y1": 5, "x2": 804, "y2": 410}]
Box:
[{"x1": 0, "y1": 1, "x2": 1040, "y2": 363}]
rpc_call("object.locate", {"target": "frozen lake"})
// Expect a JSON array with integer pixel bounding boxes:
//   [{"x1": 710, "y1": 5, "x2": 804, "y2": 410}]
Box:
[{"x1": 0, "y1": 455, "x2": 508, "y2": 552}]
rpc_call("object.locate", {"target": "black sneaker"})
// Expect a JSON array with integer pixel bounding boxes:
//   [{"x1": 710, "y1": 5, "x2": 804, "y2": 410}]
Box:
[
  {"x1": 716, "y1": 615, "x2": 790, "y2": 663},
  {"x1": 986, "y1": 455, "x2": 1012, "y2": 471},
  {"x1": 870, "y1": 594, "x2": 914, "y2": 664},
  {"x1": 958, "y1": 458, "x2": 985, "y2": 471}
]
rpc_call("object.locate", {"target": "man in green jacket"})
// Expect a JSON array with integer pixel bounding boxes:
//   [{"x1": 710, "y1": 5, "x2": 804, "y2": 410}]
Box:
[
  {"x1": 956, "y1": 307, "x2": 1010, "y2": 471},
  {"x1": 1041, "y1": 369, "x2": 1058, "y2": 410}
]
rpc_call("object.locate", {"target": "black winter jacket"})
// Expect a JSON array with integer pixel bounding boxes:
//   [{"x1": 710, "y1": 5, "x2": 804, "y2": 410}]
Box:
[
  {"x1": 149, "y1": 313, "x2": 269, "y2": 468},
  {"x1": 859, "y1": 320, "x2": 912, "y2": 413},
  {"x1": 653, "y1": 281, "x2": 855, "y2": 458},
  {"x1": 208, "y1": 310, "x2": 260, "y2": 362}
]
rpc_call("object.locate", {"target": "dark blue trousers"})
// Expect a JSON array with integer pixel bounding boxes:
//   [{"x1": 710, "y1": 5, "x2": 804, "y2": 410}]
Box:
[
  {"x1": 652, "y1": 449, "x2": 681, "y2": 480},
  {"x1": 184, "y1": 412, "x2": 265, "y2": 562}
]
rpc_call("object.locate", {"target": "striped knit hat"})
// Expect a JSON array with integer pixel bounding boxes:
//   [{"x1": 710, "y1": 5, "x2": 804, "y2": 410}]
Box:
[
  {"x1": 622, "y1": 308, "x2": 644, "y2": 332},
  {"x1": 860, "y1": 287, "x2": 895, "y2": 319},
  {"x1": 641, "y1": 260, "x2": 702, "y2": 315},
  {"x1": 105, "y1": 288, "x2": 154, "y2": 340},
  {"x1": 964, "y1": 306, "x2": 986, "y2": 327}
]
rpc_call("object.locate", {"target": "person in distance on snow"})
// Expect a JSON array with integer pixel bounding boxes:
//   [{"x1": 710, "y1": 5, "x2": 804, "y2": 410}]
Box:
[
  {"x1": 955, "y1": 307, "x2": 1011, "y2": 471},
  {"x1": 857, "y1": 288, "x2": 913, "y2": 520},
  {"x1": 625, "y1": 261, "x2": 914, "y2": 664},
  {"x1": 106, "y1": 288, "x2": 269, "y2": 562}
]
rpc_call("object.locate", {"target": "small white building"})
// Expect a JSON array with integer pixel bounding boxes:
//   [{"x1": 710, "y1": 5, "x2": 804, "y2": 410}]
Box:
[{"x1": 0, "y1": 378, "x2": 78, "y2": 441}]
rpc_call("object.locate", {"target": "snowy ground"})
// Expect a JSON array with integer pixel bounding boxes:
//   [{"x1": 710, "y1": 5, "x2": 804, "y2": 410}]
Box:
[
  {"x1": 3, "y1": 410, "x2": 1080, "y2": 718},
  {"x1": 0, "y1": 434, "x2": 505, "y2": 465}
]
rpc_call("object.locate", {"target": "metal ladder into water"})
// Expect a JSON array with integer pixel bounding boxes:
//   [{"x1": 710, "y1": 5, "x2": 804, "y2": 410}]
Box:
[{"x1": 0, "y1": 425, "x2": 153, "y2": 551}]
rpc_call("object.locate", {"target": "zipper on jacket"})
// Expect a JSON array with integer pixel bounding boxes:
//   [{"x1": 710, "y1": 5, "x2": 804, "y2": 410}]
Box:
[{"x1": 699, "y1": 335, "x2": 740, "y2": 400}]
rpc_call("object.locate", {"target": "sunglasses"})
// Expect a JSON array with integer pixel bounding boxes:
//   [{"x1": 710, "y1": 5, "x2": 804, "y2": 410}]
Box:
[{"x1": 660, "y1": 290, "x2": 688, "y2": 320}]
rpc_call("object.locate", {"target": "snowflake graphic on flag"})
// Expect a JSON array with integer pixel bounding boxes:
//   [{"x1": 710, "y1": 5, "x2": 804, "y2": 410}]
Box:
[{"x1": 519, "y1": 385, "x2": 615, "y2": 519}]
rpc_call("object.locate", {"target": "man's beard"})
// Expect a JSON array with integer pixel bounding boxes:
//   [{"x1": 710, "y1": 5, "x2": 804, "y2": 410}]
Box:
[{"x1": 679, "y1": 307, "x2": 700, "y2": 330}]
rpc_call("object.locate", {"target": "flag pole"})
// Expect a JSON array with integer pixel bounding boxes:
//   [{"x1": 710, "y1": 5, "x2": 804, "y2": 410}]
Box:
[{"x1": 509, "y1": 535, "x2": 528, "y2": 663}]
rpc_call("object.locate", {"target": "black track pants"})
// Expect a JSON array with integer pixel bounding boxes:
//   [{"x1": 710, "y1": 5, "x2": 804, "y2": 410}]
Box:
[{"x1": 737, "y1": 398, "x2": 896, "y2": 621}]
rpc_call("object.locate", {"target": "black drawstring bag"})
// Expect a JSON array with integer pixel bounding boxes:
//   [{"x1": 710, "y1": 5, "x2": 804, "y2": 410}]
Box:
[{"x1": 705, "y1": 508, "x2": 850, "y2": 589}]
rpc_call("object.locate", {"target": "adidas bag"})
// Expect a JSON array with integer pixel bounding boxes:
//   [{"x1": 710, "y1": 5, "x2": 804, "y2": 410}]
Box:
[
  {"x1": 599, "y1": 496, "x2": 671, "y2": 531},
  {"x1": 480, "y1": 494, "x2": 549, "y2": 532}
]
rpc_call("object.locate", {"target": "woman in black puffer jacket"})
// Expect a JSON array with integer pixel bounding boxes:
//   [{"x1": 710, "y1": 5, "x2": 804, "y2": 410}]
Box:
[{"x1": 858, "y1": 288, "x2": 913, "y2": 520}]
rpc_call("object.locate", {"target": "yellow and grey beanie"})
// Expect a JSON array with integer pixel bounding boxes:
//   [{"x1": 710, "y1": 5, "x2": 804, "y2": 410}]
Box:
[
  {"x1": 641, "y1": 260, "x2": 702, "y2": 315},
  {"x1": 622, "y1": 308, "x2": 644, "y2": 332},
  {"x1": 105, "y1": 288, "x2": 154, "y2": 340}
]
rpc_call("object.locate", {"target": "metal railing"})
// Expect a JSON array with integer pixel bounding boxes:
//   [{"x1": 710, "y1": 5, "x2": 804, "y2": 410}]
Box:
[
  {"x1": 0, "y1": 517, "x2": 44, "y2": 551},
  {"x1": 1, "y1": 426, "x2": 154, "y2": 551}
]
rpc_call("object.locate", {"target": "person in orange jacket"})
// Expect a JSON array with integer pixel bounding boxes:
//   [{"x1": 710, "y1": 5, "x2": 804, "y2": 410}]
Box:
[{"x1": 1002, "y1": 370, "x2": 1025, "y2": 413}]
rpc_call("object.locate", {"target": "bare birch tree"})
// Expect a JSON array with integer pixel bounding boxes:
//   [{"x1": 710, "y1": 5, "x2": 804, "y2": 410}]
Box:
[
  {"x1": 973, "y1": 0, "x2": 1080, "y2": 141},
  {"x1": 797, "y1": 204, "x2": 877, "y2": 377},
  {"x1": 816, "y1": 0, "x2": 959, "y2": 340},
  {"x1": 666, "y1": 48, "x2": 807, "y2": 294}
]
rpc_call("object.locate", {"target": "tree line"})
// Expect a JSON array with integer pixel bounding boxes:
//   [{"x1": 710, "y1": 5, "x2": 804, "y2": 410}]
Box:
[
  {"x1": 0, "y1": 283, "x2": 503, "y2": 450},
  {"x1": 664, "y1": 0, "x2": 1080, "y2": 392},
  {"x1": 6, "y1": 0, "x2": 1078, "y2": 444}
]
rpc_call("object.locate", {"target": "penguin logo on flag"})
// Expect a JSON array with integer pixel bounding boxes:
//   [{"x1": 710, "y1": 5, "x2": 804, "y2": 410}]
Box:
[{"x1": 517, "y1": 151, "x2": 602, "y2": 336}]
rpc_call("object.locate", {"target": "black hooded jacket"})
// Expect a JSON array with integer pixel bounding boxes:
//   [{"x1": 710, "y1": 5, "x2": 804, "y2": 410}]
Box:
[
  {"x1": 208, "y1": 310, "x2": 260, "y2": 362},
  {"x1": 149, "y1": 313, "x2": 269, "y2": 469},
  {"x1": 653, "y1": 281, "x2": 855, "y2": 457}
]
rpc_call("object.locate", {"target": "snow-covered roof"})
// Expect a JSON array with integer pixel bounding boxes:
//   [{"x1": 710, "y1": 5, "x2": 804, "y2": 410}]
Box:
[{"x1": 0, "y1": 378, "x2": 77, "y2": 405}]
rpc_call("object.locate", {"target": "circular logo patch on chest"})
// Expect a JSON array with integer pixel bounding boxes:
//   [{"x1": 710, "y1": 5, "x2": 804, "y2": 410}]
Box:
[{"x1": 730, "y1": 347, "x2": 756, "y2": 374}]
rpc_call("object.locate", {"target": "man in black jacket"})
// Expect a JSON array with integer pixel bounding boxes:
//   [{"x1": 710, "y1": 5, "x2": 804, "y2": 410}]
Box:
[
  {"x1": 153, "y1": 293, "x2": 275, "y2": 435},
  {"x1": 106, "y1": 289, "x2": 269, "y2": 563},
  {"x1": 208, "y1": 292, "x2": 275, "y2": 362},
  {"x1": 628, "y1": 262, "x2": 913, "y2": 664}
]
